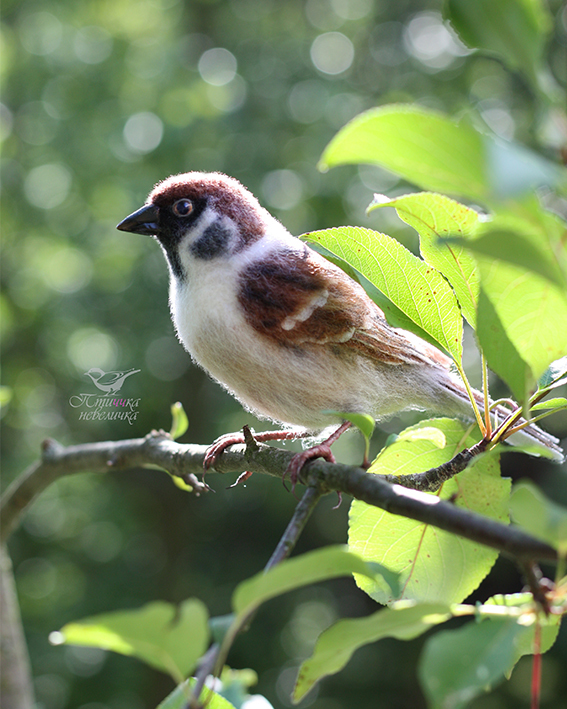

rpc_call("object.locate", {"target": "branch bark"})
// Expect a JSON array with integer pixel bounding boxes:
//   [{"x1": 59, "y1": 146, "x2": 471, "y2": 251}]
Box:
[
  {"x1": 1, "y1": 545, "x2": 35, "y2": 709},
  {"x1": 1, "y1": 430, "x2": 559, "y2": 709},
  {"x1": 1, "y1": 431, "x2": 557, "y2": 562}
]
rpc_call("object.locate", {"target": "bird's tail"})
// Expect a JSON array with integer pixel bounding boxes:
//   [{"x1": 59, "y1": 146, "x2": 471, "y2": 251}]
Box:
[{"x1": 440, "y1": 373, "x2": 564, "y2": 463}]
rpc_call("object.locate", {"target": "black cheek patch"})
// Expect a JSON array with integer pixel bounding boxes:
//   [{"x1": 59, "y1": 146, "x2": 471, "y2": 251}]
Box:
[{"x1": 190, "y1": 223, "x2": 232, "y2": 260}]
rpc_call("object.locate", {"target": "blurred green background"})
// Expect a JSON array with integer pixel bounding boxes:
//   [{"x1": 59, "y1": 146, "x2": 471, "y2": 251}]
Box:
[{"x1": 2, "y1": 0, "x2": 567, "y2": 707}]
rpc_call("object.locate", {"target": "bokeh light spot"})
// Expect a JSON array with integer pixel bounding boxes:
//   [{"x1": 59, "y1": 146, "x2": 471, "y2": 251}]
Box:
[
  {"x1": 73, "y1": 26, "x2": 113, "y2": 64},
  {"x1": 310, "y1": 32, "x2": 354, "y2": 75},
  {"x1": 123, "y1": 112, "x2": 163, "y2": 154},
  {"x1": 206, "y1": 75, "x2": 247, "y2": 113},
  {"x1": 262, "y1": 170, "x2": 304, "y2": 211},
  {"x1": 198, "y1": 48, "x2": 237, "y2": 86},
  {"x1": 67, "y1": 329, "x2": 119, "y2": 371},
  {"x1": 24, "y1": 163, "x2": 72, "y2": 209},
  {"x1": 19, "y1": 11, "x2": 62, "y2": 56},
  {"x1": 41, "y1": 247, "x2": 93, "y2": 294},
  {"x1": 331, "y1": 0, "x2": 373, "y2": 20},
  {"x1": 403, "y1": 12, "x2": 469, "y2": 69}
]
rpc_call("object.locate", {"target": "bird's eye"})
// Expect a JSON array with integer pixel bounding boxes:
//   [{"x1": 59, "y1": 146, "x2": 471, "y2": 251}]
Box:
[{"x1": 172, "y1": 199, "x2": 193, "y2": 217}]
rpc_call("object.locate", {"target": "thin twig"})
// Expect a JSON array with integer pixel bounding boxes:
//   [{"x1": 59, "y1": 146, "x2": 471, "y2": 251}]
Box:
[
  {"x1": 266, "y1": 485, "x2": 323, "y2": 570},
  {"x1": 380, "y1": 439, "x2": 489, "y2": 492},
  {"x1": 212, "y1": 485, "x2": 323, "y2": 678}
]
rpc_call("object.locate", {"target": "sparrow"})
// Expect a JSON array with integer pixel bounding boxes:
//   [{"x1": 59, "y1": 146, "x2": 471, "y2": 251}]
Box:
[
  {"x1": 84, "y1": 367, "x2": 141, "y2": 395},
  {"x1": 117, "y1": 172, "x2": 564, "y2": 480}
]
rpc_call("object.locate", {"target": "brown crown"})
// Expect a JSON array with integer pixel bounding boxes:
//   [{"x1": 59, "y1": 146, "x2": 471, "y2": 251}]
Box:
[{"x1": 149, "y1": 172, "x2": 266, "y2": 239}]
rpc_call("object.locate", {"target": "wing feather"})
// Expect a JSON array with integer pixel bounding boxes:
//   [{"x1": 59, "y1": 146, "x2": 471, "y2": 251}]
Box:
[{"x1": 238, "y1": 247, "x2": 450, "y2": 368}]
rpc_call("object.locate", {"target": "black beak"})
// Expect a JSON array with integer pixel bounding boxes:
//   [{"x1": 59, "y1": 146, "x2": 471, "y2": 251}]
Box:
[{"x1": 117, "y1": 204, "x2": 160, "y2": 236}]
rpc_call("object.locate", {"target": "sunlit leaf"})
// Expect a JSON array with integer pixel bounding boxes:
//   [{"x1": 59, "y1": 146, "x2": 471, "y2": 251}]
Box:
[
  {"x1": 303, "y1": 227, "x2": 463, "y2": 362},
  {"x1": 476, "y1": 256, "x2": 567, "y2": 402},
  {"x1": 308, "y1": 240, "x2": 444, "y2": 348},
  {"x1": 0, "y1": 386, "x2": 12, "y2": 408},
  {"x1": 170, "y1": 401, "x2": 189, "y2": 440},
  {"x1": 349, "y1": 419, "x2": 508, "y2": 605},
  {"x1": 319, "y1": 105, "x2": 487, "y2": 201},
  {"x1": 53, "y1": 600, "x2": 209, "y2": 684},
  {"x1": 325, "y1": 410, "x2": 375, "y2": 463},
  {"x1": 530, "y1": 398, "x2": 567, "y2": 413},
  {"x1": 446, "y1": 229, "x2": 565, "y2": 288},
  {"x1": 476, "y1": 288, "x2": 531, "y2": 403},
  {"x1": 369, "y1": 192, "x2": 480, "y2": 326},
  {"x1": 294, "y1": 602, "x2": 451, "y2": 702}
]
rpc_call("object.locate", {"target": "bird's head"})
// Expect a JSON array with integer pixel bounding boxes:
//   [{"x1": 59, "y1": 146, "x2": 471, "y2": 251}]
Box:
[{"x1": 117, "y1": 172, "x2": 273, "y2": 280}]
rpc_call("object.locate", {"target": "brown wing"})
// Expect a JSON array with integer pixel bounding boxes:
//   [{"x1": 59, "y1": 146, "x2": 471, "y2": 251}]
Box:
[{"x1": 238, "y1": 246, "x2": 448, "y2": 367}]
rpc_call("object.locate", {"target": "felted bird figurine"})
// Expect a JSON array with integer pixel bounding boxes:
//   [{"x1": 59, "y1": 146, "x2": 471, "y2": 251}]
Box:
[{"x1": 117, "y1": 172, "x2": 563, "y2": 481}]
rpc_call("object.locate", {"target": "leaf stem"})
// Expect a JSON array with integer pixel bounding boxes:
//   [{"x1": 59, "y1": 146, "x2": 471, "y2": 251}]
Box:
[
  {"x1": 455, "y1": 362, "x2": 486, "y2": 435},
  {"x1": 482, "y1": 354, "x2": 492, "y2": 437}
]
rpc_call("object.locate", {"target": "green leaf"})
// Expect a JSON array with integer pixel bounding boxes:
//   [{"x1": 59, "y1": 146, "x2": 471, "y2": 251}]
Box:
[
  {"x1": 419, "y1": 617, "x2": 528, "y2": 709},
  {"x1": 303, "y1": 227, "x2": 463, "y2": 362},
  {"x1": 218, "y1": 667, "x2": 268, "y2": 709},
  {"x1": 419, "y1": 593, "x2": 562, "y2": 709},
  {"x1": 476, "y1": 255, "x2": 567, "y2": 402},
  {"x1": 538, "y1": 356, "x2": 567, "y2": 390},
  {"x1": 319, "y1": 105, "x2": 487, "y2": 202},
  {"x1": 0, "y1": 385, "x2": 12, "y2": 408},
  {"x1": 481, "y1": 592, "x2": 561, "y2": 661},
  {"x1": 210, "y1": 614, "x2": 236, "y2": 645},
  {"x1": 232, "y1": 546, "x2": 393, "y2": 616},
  {"x1": 485, "y1": 139, "x2": 566, "y2": 200},
  {"x1": 325, "y1": 410, "x2": 375, "y2": 464},
  {"x1": 349, "y1": 419, "x2": 508, "y2": 605},
  {"x1": 307, "y1": 240, "x2": 444, "y2": 348},
  {"x1": 294, "y1": 602, "x2": 451, "y2": 702},
  {"x1": 510, "y1": 481, "x2": 567, "y2": 554},
  {"x1": 157, "y1": 678, "x2": 237, "y2": 709},
  {"x1": 170, "y1": 401, "x2": 189, "y2": 440},
  {"x1": 530, "y1": 397, "x2": 567, "y2": 413},
  {"x1": 444, "y1": 0, "x2": 552, "y2": 87},
  {"x1": 325, "y1": 411, "x2": 375, "y2": 441},
  {"x1": 476, "y1": 288, "x2": 531, "y2": 404},
  {"x1": 369, "y1": 192, "x2": 480, "y2": 327},
  {"x1": 446, "y1": 229, "x2": 565, "y2": 288},
  {"x1": 53, "y1": 600, "x2": 209, "y2": 684}
]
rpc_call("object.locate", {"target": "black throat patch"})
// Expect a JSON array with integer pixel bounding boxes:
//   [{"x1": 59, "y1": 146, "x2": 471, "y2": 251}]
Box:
[{"x1": 190, "y1": 222, "x2": 233, "y2": 260}]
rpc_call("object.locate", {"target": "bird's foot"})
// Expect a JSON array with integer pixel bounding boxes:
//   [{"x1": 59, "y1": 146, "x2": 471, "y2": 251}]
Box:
[
  {"x1": 286, "y1": 444, "x2": 337, "y2": 491},
  {"x1": 203, "y1": 431, "x2": 248, "y2": 472},
  {"x1": 204, "y1": 427, "x2": 309, "y2": 475},
  {"x1": 284, "y1": 421, "x2": 352, "y2": 491}
]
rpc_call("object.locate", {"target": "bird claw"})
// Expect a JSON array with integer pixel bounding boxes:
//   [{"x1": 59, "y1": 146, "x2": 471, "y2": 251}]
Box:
[
  {"x1": 285, "y1": 443, "x2": 336, "y2": 491},
  {"x1": 203, "y1": 431, "x2": 246, "y2": 472},
  {"x1": 228, "y1": 470, "x2": 254, "y2": 488}
]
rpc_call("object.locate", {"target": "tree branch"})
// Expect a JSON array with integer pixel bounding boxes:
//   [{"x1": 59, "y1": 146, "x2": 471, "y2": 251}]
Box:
[
  {"x1": 1, "y1": 432, "x2": 557, "y2": 564},
  {"x1": 1, "y1": 544, "x2": 35, "y2": 709}
]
